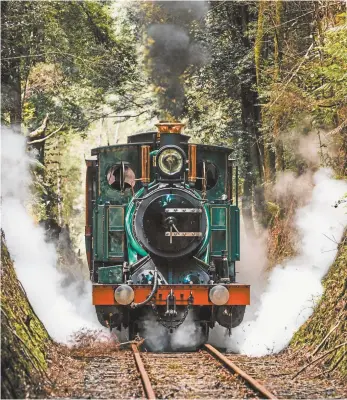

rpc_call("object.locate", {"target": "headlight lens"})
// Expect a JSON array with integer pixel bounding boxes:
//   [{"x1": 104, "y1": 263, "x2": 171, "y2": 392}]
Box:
[
  {"x1": 158, "y1": 148, "x2": 183, "y2": 176},
  {"x1": 114, "y1": 285, "x2": 134, "y2": 305},
  {"x1": 209, "y1": 285, "x2": 230, "y2": 305}
]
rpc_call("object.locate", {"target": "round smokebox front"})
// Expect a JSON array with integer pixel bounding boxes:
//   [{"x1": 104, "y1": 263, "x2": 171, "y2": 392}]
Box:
[{"x1": 134, "y1": 188, "x2": 206, "y2": 259}]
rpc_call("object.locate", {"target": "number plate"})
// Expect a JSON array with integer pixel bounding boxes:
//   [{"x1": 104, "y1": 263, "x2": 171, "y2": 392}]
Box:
[
  {"x1": 165, "y1": 232, "x2": 203, "y2": 237},
  {"x1": 165, "y1": 208, "x2": 202, "y2": 213}
]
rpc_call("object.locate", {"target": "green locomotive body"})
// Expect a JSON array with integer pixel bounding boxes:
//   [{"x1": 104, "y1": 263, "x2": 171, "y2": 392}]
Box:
[{"x1": 85, "y1": 122, "x2": 249, "y2": 346}]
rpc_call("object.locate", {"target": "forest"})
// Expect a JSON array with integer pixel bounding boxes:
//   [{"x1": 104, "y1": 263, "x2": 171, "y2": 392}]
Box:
[
  {"x1": 1, "y1": 1, "x2": 347, "y2": 398},
  {"x1": 2, "y1": 1, "x2": 346, "y2": 237}
]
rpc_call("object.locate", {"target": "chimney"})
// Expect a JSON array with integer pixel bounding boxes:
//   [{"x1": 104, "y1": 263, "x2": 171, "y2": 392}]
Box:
[{"x1": 155, "y1": 121, "x2": 185, "y2": 136}]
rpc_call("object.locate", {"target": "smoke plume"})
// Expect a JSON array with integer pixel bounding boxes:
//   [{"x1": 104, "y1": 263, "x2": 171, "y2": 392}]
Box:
[
  {"x1": 1, "y1": 127, "x2": 101, "y2": 343},
  {"x1": 227, "y1": 168, "x2": 347, "y2": 356},
  {"x1": 145, "y1": 1, "x2": 209, "y2": 118}
]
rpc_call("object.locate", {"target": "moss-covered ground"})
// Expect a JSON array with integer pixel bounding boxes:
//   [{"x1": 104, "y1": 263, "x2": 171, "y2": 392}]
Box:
[
  {"x1": 1, "y1": 232, "x2": 51, "y2": 398},
  {"x1": 291, "y1": 230, "x2": 347, "y2": 377}
]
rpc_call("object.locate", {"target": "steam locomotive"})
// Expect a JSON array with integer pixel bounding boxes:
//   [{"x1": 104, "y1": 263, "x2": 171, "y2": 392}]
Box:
[{"x1": 85, "y1": 122, "x2": 250, "y2": 347}]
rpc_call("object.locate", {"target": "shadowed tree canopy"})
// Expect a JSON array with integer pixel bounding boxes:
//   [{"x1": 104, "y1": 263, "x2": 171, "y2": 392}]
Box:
[{"x1": 1, "y1": 1, "x2": 139, "y2": 130}]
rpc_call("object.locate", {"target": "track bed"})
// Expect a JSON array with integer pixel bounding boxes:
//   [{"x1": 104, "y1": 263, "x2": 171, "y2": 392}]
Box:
[
  {"x1": 79, "y1": 353, "x2": 143, "y2": 399},
  {"x1": 141, "y1": 351, "x2": 262, "y2": 399},
  {"x1": 47, "y1": 344, "x2": 347, "y2": 399}
]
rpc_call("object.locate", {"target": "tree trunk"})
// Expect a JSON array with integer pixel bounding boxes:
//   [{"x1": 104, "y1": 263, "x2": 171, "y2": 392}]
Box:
[
  {"x1": 10, "y1": 60, "x2": 22, "y2": 126},
  {"x1": 273, "y1": 0, "x2": 285, "y2": 173},
  {"x1": 1, "y1": 2, "x2": 22, "y2": 127},
  {"x1": 242, "y1": 170, "x2": 255, "y2": 235},
  {"x1": 239, "y1": 5, "x2": 266, "y2": 228},
  {"x1": 255, "y1": 0, "x2": 276, "y2": 183},
  {"x1": 254, "y1": 0, "x2": 266, "y2": 85}
]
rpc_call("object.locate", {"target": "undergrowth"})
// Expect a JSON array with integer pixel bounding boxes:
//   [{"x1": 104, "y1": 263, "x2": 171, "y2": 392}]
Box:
[
  {"x1": 291, "y1": 230, "x2": 347, "y2": 377},
  {"x1": 266, "y1": 199, "x2": 297, "y2": 267},
  {"x1": 69, "y1": 329, "x2": 120, "y2": 357}
]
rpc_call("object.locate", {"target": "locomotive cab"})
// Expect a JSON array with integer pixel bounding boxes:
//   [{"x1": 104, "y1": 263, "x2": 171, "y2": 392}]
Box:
[{"x1": 85, "y1": 122, "x2": 250, "y2": 348}]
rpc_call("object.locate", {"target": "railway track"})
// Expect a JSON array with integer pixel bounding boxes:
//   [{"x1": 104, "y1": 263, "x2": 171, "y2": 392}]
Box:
[
  {"x1": 80, "y1": 353, "x2": 143, "y2": 399},
  {"x1": 132, "y1": 343, "x2": 277, "y2": 399}
]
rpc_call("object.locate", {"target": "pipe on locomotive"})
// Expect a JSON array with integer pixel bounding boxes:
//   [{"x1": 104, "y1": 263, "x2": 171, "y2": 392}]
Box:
[
  {"x1": 130, "y1": 267, "x2": 159, "y2": 309},
  {"x1": 188, "y1": 144, "x2": 197, "y2": 184},
  {"x1": 141, "y1": 145, "x2": 151, "y2": 184}
]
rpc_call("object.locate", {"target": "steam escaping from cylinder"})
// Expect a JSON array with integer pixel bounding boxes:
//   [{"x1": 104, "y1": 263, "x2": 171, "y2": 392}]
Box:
[
  {"x1": 1, "y1": 127, "x2": 102, "y2": 343},
  {"x1": 142, "y1": 310, "x2": 203, "y2": 351},
  {"x1": 227, "y1": 168, "x2": 347, "y2": 356},
  {"x1": 171, "y1": 311, "x2": 203, "y2": 350}
]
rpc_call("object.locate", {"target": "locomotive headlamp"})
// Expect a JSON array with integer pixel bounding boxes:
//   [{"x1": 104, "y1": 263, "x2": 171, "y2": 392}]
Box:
[
  {"x1": 209, "y1": 285, "x2": 230, "y2": 305},
  {"x1": 157, "y1": 146, "x2": 184, "y2": 177},
  {"x1": 114, "y1": 284, "x2": 135, "y2": 305}
]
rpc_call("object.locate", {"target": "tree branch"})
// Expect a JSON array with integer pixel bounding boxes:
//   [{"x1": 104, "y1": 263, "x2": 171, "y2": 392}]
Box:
[
  {"x1": 27, "y1": 124, "x2": 64, "y2": 145},
  {"x1": 267, "y1": 42, "x2": 314, "y2": 109},
  {"x1": 28, "y1": 114, "x2": 49, "y2": 139},
  {"x1": 88, "y1": 109, "x2": 149, "y2": 124},
  {"x1": 311, "y1": 351, "x2": 347, "y2": 378},
  {"x1": 326, "y1": 119, "x2": 347, "y2": 136},
  {"x1": 311, "y1": 321, "x2": 341, "y2": 358},
  {"x1": 292, "y1": 342, "x2": 347, "y2": 380}
]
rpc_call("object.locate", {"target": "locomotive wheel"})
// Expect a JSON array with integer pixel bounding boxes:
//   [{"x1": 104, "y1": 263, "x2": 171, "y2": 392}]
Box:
[
  {"x1": 231, "y1": 305, "x2": 246, "y2": 328},
  {"x1": 95, "y1": 309, "x2": 108, "y2": 328}
]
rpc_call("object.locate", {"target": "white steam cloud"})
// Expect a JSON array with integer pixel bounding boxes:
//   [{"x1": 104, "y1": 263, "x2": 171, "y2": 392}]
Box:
[
  {"x1": 142, "y1": 310, "x2": 203, "y2": 351},
  {"x1": 228, "y1": 168, "x2": 347, "y2": 356},
  {"x1": 3, "y1": 127, "x2": 345, "y2": 353},
  {"x1": 1, "y1": 128, "x2": 101, "y2": 343},
  {"x1": 170, "y1": 311, "x2": 203, "y2": 350}
]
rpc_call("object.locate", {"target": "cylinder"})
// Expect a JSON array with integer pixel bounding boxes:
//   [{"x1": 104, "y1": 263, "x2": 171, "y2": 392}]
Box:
[
  {"x1": 141, "y1": 145, "x2": 150, "y2": 184},
  {"x1": 188, "y1": 144, "x2": 197, "y2": 183}
]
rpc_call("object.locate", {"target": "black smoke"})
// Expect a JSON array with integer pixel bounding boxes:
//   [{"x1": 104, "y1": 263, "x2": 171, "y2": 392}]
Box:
[{"x1": 145, "y1": 1, "x2": 209, "y2": 119}]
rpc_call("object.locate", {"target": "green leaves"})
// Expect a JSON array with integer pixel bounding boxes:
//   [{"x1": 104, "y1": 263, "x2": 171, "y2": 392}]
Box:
[{"x1": 1, "y1": 1, "x2": 138, "y2": 130}]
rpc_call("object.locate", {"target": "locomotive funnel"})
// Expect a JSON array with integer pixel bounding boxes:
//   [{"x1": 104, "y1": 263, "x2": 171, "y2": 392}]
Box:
[{"x1": 155, "y1": 121, "x2": 185, "y2": 134}]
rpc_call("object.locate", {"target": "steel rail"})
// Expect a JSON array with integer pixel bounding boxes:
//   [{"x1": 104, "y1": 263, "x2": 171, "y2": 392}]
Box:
[
  {"x1": 204, "y1": 344, "x2": 277, "y2": 399},
  {"x1": 131, "y1": 344, "x2": 156, "y2": 399}
]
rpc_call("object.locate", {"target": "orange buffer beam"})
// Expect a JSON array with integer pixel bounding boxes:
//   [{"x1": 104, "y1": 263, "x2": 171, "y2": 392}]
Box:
[{"x1": 93, "y1": 284, "x2": 250, "y2": 306}]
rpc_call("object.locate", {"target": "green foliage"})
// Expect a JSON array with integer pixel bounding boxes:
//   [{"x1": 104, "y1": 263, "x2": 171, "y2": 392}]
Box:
[
  {"x1": 1, "y1": 1, "x2": 138, "y2": 129},
  {"x1": 1, "y1": 1, "x2": 148, "y2": 229},
  {"x1": 259, "y1": 3, "x2": 347, "y2": 173},
  {"x1": 311, "y1": 25, "x2": 347, "y2": 125}
]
